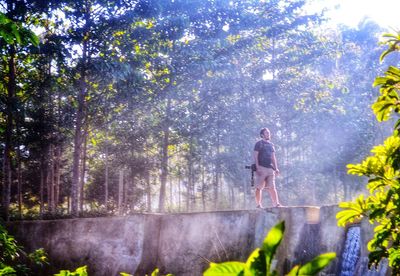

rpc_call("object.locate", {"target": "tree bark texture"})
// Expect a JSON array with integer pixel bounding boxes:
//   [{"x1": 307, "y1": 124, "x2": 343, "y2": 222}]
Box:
[
  {"x1": 2, "y1": 46, "x2": 16, "y2": 221},
  {"x1": 71, "y1": 83, "x2": 85, "y2": 216},
  {"x1": 118, "y1": 170, "x2": 124, "y2": 215},
  {"x1": 158, "y1": 96, "x2": 171, "y2": 213},
  {"x1": 80, "y1": 125, "x2": 88, "y2": 212}
]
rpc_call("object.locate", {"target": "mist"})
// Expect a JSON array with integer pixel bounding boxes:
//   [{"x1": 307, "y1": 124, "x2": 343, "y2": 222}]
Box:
[{"x1": 0, "y1": 0, "x2": 394, "y2": 218}]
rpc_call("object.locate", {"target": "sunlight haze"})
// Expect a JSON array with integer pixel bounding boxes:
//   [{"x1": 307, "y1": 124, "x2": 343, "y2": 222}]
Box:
[{"x1": 314, "y1": 0, "x2": 400, "y2": 29}]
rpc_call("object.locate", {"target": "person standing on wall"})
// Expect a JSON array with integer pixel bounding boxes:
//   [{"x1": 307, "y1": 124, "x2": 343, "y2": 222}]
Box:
[{"x1": 253, "y1": 127, "x2": 282, "y2": 208}]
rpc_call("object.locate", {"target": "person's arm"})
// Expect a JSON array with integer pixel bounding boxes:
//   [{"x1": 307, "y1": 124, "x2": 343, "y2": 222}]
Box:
[
  {"x1": 253, "y1": 150, "x2": 260, "y2": 171},
  {"x1": 272, "y1": 152, "x2": 280, "y2": 175}
]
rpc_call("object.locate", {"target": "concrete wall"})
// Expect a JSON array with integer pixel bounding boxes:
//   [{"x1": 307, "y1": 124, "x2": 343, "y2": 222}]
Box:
[{"x1": 6, "y1": 206, "x2": 347, "y2": 276}]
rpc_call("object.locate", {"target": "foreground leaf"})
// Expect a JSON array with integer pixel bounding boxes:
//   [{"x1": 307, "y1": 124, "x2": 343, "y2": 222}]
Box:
[
  {"x1": 245, "y1": 248, "x2": 266, "y2": 275},
  {"x1": 262, "y1": 221, "x2": 285, "y2": 271},
  {"x1": 203, "y1": 262, "x2": 245, "y2": 276},
  {"x1": 297, "y1": 252, "x2": 336, "y2": 275}
]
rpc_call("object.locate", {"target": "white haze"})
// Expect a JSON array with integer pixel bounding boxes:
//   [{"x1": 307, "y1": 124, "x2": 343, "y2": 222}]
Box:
[{"x1": 308, "y1": 0, "x2": 400, "y2": 29}]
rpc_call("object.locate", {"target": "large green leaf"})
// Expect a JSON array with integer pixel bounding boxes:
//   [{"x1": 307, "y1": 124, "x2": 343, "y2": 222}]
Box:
[
  {"x1": 337, "y1": 195, "x2": 366, "y2": 227},
  {"x1": 245, "y1": 248, "x2": 266, "y2": 276},
  {"x1": 203, "y1": 262, "x2": 245, "y2": 276},
  {"x1": 261, "y1": 221, "x2": 285, "y2": 272},
  {"x1": 0, "y1": 12, "x2": 39, "y2": 47},
  {"x1": 286, "y1": 265, "x2": 300, "y2": 276},
  {"x1": 296, "y1": 252, "x2": 336, "y2": 275},
  {"x1": 0, "y1": 266, "x2": 16, "y2": 275}
]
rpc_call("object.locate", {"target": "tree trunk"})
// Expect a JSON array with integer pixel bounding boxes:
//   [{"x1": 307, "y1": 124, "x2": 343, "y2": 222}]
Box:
[
  {"x1": 16, "y1": 143, "x2": 23, "y2": 219},
  {"x1": 123, "y1": 169, "x2": 127, "y2": 211},
  {"x1": 169, "y1": 178, "x2": 173, "y2": 211},
  {"x1": 71, "y1": 82, "x2": 85, "y2": 216},
  {"x1": 242, "y1": 179, "x2": 247, "y2": 209},
  {"x1": 71, "y1": 8, "x2": 90, "y2": 217},
  {"x1": 40, "y1": 155, "x2": 46, "y2": 216},
  {"x1": 80, "y1": 125, "x2": 88, "y2": 212},
  {"x1": 48, "y1": 144, "x2": 55, "y2": 213},
  {"x1": 15, "y1": 113, "x2": 23, "y2": 219},
  {"x1": 201, "y1": 164, "x2": 206, "y2": 211},
  {"x1": 178, "y1": 167, "x2": 182, "y2": 212},
  {"x1": 104, "y1": 140, "x2": 109, "y2": 208},
  {"x1": 53, "y1": 80, "x2": 62, "y2": 210},
  {"x1": 130, "y1": 166, "x2": 136, "y2": 212},
  {"x1": 118, "y1": 170, "x2": 124, "y2": 215},
  {"x1": 54, "y1": 145, "x2": 61, "y2": 208},
  {"x1": 158, "y1": 96, "x2": 171, "y2": 213},
  {"x1": 214, "y1": 138, "x2": 221, "y2": 210},
  {"x1": 1, "y1": 45, "x2": 16, "y2": 221},
  {"x1": 187, "y1": 136, "x2": 195, "y2": 211},
  {"x1": 159, "y1": 127, "x2": 169, "y2": 212},
  {"x1": 146, "y1": 171, "x2": 151, "y2": 212},
  {"x1": 187, "y1": 167, "x2": 191, "y2": 212},
  {"x1": 230, "y1": 183, "x2": 235, "y2": 209}
]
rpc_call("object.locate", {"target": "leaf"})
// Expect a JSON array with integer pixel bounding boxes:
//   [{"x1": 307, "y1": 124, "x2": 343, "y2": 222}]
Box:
[
  {"x1": 388, "y1": 248, "x2": 400, "y2": 269},
  {"x1": 336, "y1": 195, "x2": 366, "y2": 227},
  {"x1": 262, "y1": 221, "x2": 285, "y2": 272},
  {"x1": 0, "y1": 13, "x2": 11, "y2": 24},
  {"x1": 28, "y1": 30, "x2": 39, "y2": 46},
  {"x1": 10, "y1": 23, "x2": 21, "y2": 44},
  {"x1": 245, "y1": 248, "x2": 266, "y2": 275},
  {"x1": 380, "y1": 41, "x2": 400, "y2": 61},
  {"x1": 395, "y1": 119, "x2": 400, "y2": 131},
  {"x1": 372, "y1": 100, "x2": 394, "y2": 122},
  {"x1": 296, "y1": 252, "x2": 336, "y2": 275},
  {"x1": 54, "y1": 266, "x2": 88, "y2": 276},
  {"x1": 203, "y1": 262, "x2": 245, "y2": 276},
  {"x1": 91, "y1": 138, "x2": 98, "y2": 146},
  {"x1": 0, "y1": 266, "x2": 16, "y2": 274},
  {"x1": 286, "y1": 265, "x2": 300, "y2": 276}
]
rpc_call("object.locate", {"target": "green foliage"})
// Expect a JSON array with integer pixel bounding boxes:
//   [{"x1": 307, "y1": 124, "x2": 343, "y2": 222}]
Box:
[
  {"x1": 0, "y1": 266, "x2": 16, "y2": 275},
  {"x1": 0, "y1": 12, "x2": 39, "y2": 46},
  {"x1": 379, "y1": 32, "x2": 400, "y2": 61},
  {"x1": 0, "y1": 223, "x2": 48, "y2": 275},
  {"x1": 372, "y1": 66, "x2": 400, "y2": 125},
  {"x1": 286, "y1": 253, "x2": 337, "y2": 276},
  {"x1": 153, "y1": 268, "x2": 173, "y2": 276},
  {"x1": 0, "y1": 0, "x2": 389, "y2": 218},
  {"x1": 54, "y1": 266, "x2": 88, "y2": 276},
  {"x1": 336, "y1": 195, "x2": 367, "y2": 227},
  {"x1": 0, "y1": 224, "x2": 19, "y2": 264},
  {"x1": 203, "y1": 221, "x2": 335, "y2": 276},
  {"x1": 336, "y1": 31, "x2": 400, "y2": 273},
  {"x1": 262, "y1": 221, "x2": 284, "y2": 273},
  {"x1": 28, "y1": 248, "x2": 48, "y2": 267},
  {"x1": 120, "y1": 268, "x2": 173, "y2": 276}
]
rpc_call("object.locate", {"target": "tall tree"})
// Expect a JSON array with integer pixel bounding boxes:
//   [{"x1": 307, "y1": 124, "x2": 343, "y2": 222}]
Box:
[{"x1": 0, "y1": 7, "x2": 39, "y2": 220}]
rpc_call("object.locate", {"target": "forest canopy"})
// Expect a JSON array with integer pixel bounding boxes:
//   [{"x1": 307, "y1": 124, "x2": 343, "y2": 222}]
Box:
[{"x1": 0, "y1": 0, "x2": 394, "y2": 220}]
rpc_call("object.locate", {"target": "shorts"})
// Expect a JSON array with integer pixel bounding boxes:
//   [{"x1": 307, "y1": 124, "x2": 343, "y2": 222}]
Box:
[{"x1": 255, "y1": 166, "x2": 275, "y2": 190}]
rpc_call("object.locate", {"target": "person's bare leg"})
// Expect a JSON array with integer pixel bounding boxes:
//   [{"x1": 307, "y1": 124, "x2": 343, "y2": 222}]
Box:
[
  {"x1": 255, "y1": 188, "x2": 263, "y2": 207},
  {"x1": 266, "y1": 186, "x2": 280, "y2": 207}
]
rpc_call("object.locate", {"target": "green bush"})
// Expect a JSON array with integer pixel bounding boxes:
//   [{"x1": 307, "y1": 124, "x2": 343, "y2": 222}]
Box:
[
  {"x1": 336, "y1": 32, "x2": 400, "y2": 273},
  {"x1": 54, "y1": 266, "x2": 88, "y2": 276},
  {"x1": 0, "y1": 223, "x2": 48, "y2": 275}
]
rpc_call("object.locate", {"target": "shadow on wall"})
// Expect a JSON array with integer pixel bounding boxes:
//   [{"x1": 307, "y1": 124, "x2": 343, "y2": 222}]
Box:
[{"x1": 282, "y1": 223, "x2": 328, "y2": 274}]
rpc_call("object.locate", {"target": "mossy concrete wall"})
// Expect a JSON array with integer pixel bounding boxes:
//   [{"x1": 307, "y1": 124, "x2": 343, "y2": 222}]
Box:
[{"x1": 6, "y1": 206, "x2": 346, "y2": 275}]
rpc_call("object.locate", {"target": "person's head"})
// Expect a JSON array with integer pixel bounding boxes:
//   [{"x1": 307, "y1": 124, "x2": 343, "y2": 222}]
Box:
[{"x1": 260, "y1": 128, "x2": 271, "y2": 140}]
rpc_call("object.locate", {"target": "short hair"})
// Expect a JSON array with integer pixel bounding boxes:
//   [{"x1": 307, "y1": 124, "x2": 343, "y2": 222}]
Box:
[{"x1": 260, "y1": 127, "x2": 269, "y2": 137}]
